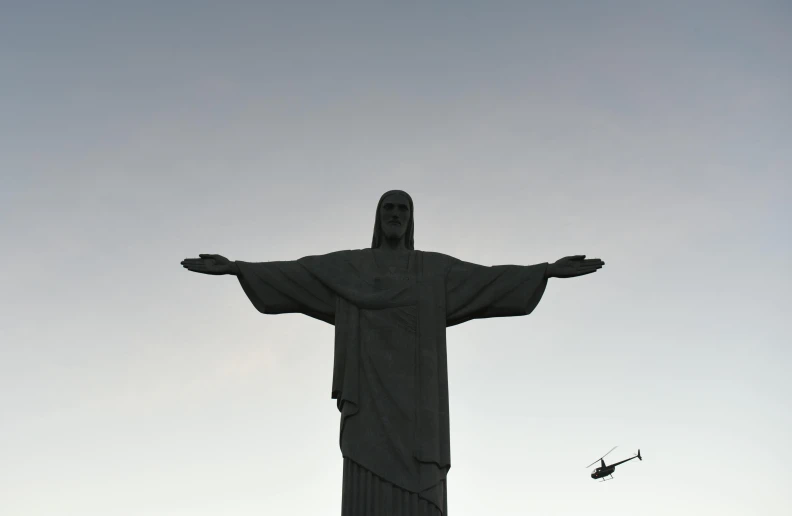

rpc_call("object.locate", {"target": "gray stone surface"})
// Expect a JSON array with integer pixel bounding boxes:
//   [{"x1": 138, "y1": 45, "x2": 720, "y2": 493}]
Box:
[{"x1": 181, "y1": 190, "x2": 604, "y2": 514}]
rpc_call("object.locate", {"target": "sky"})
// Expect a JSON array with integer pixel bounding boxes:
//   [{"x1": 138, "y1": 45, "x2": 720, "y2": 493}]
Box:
[{"x1": 1, "y1": 1, "x2": 790, "y2": 515}]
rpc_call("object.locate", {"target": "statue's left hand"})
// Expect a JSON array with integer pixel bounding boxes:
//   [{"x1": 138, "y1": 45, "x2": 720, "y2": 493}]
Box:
[{"x1": 547, "y1": 255, "x2": 604, "y2": 278}]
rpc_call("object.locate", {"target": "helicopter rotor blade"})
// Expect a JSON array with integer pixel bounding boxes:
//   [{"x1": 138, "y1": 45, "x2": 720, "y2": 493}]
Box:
[{"x1": 585, "y1": 446, "x2": 618, "y2": 468}]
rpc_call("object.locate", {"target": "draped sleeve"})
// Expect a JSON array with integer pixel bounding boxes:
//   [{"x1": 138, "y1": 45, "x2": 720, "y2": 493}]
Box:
[
  {"x1": 235, "y1": 259, "x2": 337, "y2": 325},
  {"x1": 444, "y1": 258, "x2": 549, "y2": 327}
]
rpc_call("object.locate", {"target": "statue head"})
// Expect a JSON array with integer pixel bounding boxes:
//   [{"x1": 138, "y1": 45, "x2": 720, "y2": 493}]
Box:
[{"x1": 371, "y1": 190, "x2": 414, "y2": 250}]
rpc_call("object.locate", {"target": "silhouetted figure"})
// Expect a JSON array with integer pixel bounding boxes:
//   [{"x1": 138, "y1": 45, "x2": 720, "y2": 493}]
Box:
[{"x1": 181, "y1": 190, "x2": 604, "y2": 515}]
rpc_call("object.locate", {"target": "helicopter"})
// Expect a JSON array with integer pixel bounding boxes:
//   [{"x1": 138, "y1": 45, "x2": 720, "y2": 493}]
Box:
[{"x1": 586, "y1": 447, "x2": 642, "y2": 481}]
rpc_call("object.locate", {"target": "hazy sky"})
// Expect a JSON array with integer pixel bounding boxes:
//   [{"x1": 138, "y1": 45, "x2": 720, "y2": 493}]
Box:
[{"x1": 2, "y1": 1, "x2": 790, "y2": 515}]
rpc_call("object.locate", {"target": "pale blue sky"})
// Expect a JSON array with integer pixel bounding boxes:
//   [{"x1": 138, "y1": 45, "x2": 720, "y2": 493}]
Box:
[{"x1": 2, "y1": 2, "x2": 790, "y2": 515}]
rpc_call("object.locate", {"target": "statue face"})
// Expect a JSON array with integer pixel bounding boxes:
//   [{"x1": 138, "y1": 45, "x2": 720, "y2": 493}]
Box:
[{"x1": 379, "y1": 193, "x2": 411, "y2": 242}]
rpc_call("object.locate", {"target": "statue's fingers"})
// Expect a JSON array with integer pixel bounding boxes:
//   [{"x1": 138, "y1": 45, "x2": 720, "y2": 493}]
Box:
[
  {"x1": 570, "y1": 254, "x2": 586, "y2": 260},
  {"x1": 582, "y1": 259, "x2": 602, "y2": 266},
  {"x1": 575, "y1": 269, "x2": 598, "y2": 276},
  {"x1": 184, "y1": 260, "x2": 214, "y2": 269}
]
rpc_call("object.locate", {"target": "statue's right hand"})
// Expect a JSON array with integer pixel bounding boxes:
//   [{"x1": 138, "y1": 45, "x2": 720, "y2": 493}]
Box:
[{"x1": 181, "y1": 254, "x2": 234, "y2": 275}]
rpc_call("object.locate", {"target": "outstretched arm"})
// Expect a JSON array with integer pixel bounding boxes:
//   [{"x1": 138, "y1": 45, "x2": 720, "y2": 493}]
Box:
[
  {"x1": 445, "y1": 259, "x2": 549, "y2": 327},
  {"x1": 181, "y1": 253, "x2": 336, "y2": 324},
  {"x1": 444, "y1": 254, "x2": 605, "y2": 327}
]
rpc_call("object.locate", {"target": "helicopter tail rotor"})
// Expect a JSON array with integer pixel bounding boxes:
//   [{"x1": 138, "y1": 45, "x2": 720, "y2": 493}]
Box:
[{"x1": 637, "y1": 449, "x2": 642, "y2": 461}]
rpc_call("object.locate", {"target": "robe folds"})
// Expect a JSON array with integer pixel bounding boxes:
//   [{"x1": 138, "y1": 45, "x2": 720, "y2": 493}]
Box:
[{"x1": 236, "y1": 249, "x2": 548, "y2": 514}]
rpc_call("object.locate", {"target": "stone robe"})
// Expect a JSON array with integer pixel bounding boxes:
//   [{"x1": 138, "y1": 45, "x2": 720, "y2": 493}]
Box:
[{"x1": 236, "y1": 249, "x2": 548, "y2": 514}]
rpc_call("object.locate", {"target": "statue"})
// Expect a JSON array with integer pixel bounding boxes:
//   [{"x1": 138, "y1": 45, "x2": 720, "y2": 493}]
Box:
[{"x1": 181, "y1": 190, "x2": 604, "y2": 515}]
